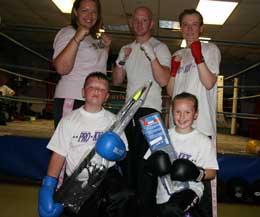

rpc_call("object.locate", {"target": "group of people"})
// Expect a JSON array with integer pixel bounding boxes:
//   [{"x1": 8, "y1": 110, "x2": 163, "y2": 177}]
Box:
[{"x1": 38, "y1": 0, "x2": 220, "y2": 217}]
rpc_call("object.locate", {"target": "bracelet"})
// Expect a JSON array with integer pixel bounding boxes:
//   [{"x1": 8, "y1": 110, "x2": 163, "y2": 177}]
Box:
[
  {"x1": 73, "y1": 37, "x2": 80, "y2": 45},
  {"x1": 118, "y1": 60, "x2": 126, "y2": 66}
]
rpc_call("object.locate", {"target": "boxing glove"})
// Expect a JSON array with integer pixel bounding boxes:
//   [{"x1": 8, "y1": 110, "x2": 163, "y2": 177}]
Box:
[
  {"x1": 171, "y1": 56, "x2": 181, "y2": 77},
  {"x1": 140, "y1": 42, "x2": 156, "y2": 62},
  {"x1": 191, "y1": 41, "x2": 204, "y2": 64},
  {"x1": 96, "y1": 131, "x2": 126, "y2": 161},
  {"x1": 38, "y1": 176, "x2": 64, "y2": 217},
  {"x1": 145, "y1": 150, "x2": 171, "y2": 176},
  {"x1": 170, "y1": 159, "x2": 205, "y2": 182}
]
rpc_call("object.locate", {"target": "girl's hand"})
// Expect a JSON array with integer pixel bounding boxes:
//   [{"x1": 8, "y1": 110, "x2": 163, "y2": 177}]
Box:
[{"x1": 100, "y1": 33, "x2": 112, "y2": 48}]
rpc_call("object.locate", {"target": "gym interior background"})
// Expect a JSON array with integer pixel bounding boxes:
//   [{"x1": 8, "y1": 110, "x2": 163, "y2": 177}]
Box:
[{"x1": 0, "y1": 0, "x2": 260, "y2": 217}]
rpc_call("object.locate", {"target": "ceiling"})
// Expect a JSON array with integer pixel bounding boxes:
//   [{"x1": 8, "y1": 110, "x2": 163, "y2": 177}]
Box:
[{"x1": 1, "y1": 0, "x2": 260, "y2": 69}]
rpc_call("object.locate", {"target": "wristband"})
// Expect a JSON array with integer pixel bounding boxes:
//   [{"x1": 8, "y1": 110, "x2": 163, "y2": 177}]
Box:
[
  {"x1": 73, "y1": 37, "x2": 80, "y2": 45},
  {"x1": 191, "y1": 41, "x2": 204, "y2": 64},
  {"x1": 118, "y1": 60, "x2": 126, "y2": 66},
  {"x1": 171, "y1": 56, "x2": 181, "y2": 77}
]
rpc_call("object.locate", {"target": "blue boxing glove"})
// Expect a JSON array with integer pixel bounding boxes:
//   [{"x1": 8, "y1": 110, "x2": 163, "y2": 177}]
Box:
[
  {"x1": 96, "y1": 131, "x2": 126, "y2": 161},
  {"x1": 38, "y1": 176, "x2": 64, "y2": 217}
]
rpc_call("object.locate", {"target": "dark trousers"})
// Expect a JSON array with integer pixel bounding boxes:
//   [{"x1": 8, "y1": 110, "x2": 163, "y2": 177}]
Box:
[
  {"x1": 157, "y1": 189, "x2": 199, "y2": 217},
  {"x1": 53, "y1": 98, "x2": 85, "y2": 128},
  {"x1": 124, "y1": 107, "x2": 159, "y2": 217},
  {"x1": 62, "y1": 167, "x2": 138, "y2": 217},
  {"x1": 191, "y1": 180, "x2": 213, "y2": 217}
]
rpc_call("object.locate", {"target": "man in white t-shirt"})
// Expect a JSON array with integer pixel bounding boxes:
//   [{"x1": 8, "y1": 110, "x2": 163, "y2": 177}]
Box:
[{"x1": 112, "y1": 6, "x2": 171, "y2": 217}]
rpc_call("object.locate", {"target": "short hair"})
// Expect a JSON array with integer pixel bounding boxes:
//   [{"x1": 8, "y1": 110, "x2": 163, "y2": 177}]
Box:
[
  {"x1": 134, "y1": 6, "x2": 153, "y2": 20},
  {"x1": 179, "y1": 9, "x2": 204, "y2": 26},
  {"x1": 172, "y1": 92, "x2": 198, "y2": 112},
  {"x1": 71, "y1": 0, "x2": 102, "y2": 38},
  {"x1": 84, "y1": 72, "x2": 109, "y2": 88}
]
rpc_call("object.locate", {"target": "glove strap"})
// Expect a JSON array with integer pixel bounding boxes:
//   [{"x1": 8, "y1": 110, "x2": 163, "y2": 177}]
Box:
[
  {"x1": 171, "y1": 57, "x2": 181, "y2": 77},
  {"x1": 195, "y1": 55, "x2": 204, "y2": 65},
  {"x1": 42, "y1": 176, "x2": 58, "y2": 187},
  {"x1": 196, "y1": 168, "x2": 205, "y2": 182},
  {"x1": 118, "y1": 60, "x2": 126, "y2": 66}
]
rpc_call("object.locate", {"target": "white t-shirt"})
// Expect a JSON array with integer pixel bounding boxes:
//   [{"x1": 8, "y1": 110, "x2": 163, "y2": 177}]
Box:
[
  {"x1": 47, "y1": 107, "x2": 128, "y2": 177},
  {"x1": 172, "y1": 42, "x2": 221, "y2": 136},
  {"x1": 53, "y1": 26, "x2": 109, "y2": 100},
  {"x1": 117, "y1": 37, "x2": 171, "y2": 112},
  {"x1": 151, "y1": 128, "x2": 219, "y2": 204}
]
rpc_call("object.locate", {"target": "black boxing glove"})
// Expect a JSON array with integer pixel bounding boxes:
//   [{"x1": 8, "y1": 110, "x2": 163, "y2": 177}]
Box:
[
  {"x1": 170, "y1": 159, "x2": 205, "y2": 182},
  {"x1": 145, "y1": 150, "x2": 171, "y2": 177}
]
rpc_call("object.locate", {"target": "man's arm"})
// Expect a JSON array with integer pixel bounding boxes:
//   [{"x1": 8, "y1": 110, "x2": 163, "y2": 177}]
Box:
[
  {"x1": 151, "y1": 59, "x2": 170, "y2": 87},
  {"x1": 112, "y1": 47, "x2": 132, "y2": 86},
  {"x1": 166, "y1": 77, "x2": 174, "y2": 97},
  {"x1": 112, "y1": 65, "x2": 126, "y2": 86},
  {"x1": 140, "y1": 42, "x2": 171, "y2": 87}
]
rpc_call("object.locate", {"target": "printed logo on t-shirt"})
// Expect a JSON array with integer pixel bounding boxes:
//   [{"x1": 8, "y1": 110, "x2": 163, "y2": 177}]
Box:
[
  {"x1": 92, "y1": 41, "x2": 105, "y2": 49},
  {"x1": 178, "y1": 152, "x2": 197, "y2": 164},
  {"x1": 178, "y1": 152, "x2": 192, "y2": 160},
  {"x1": 183, "y1": 63, "x2": 192, "y2": 73},
  {"x1": 73, "y1": 131, "x2": 103, "y2": 143}
]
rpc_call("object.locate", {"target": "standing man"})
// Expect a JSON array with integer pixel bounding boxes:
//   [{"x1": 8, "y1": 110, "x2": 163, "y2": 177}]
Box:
[
  {"x1": 112, "y1": 6, "x2": 171, "y2": 217},
  {"x1": 167, "y1": 9, "x2": 221, "y2": 217}
]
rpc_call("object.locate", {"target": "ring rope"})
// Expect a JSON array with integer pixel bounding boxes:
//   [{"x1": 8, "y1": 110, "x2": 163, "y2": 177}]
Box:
[
  {"x1": 224, "y1": 94, "x2": 260, "y2": 100},
  {"x1": 218, "y1": 85, "x2": 260, "y2": 89},
  {"x1": 218, "y1": 111, "x2": 260, "y2": 120},
  {"x1": 0, "y1": 32, "x2": 51, "y2": 63},
  {"x1": 0, "y1": 95, "x2": 53, "y2": 104},
  {"x1": 0, "y1": 67, "x2": 56, "y2": 86},
  {"x1": 0, "y1": 96, "x2": 169, "y2": 114},
  {"x1": 224, "y1": 61, "x2": 260, "y2": 81},
  {"x1": 0, "y1": 63, "x2": 57, "y2": 74}
]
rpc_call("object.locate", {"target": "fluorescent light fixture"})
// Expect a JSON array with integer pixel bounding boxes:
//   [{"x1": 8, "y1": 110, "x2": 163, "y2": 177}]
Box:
[
  {"x1": 104, "y1": 24, "x2": 130, "y2": 32},
  {"x1": 199, "y1": 37, "x2": 211, "y2": 42},
  {"x1": 52, "y1": 0, "x2": 74, "y2": 13},
  {"x1": 159, "y1": 20, "x2": 180, "y2": 30},
  {"x1": 196, "y1": 0, "x2": 238, "y2": 25},
  {"x1": 180, "y1": 37, "x2": 211, "y2": 48}
]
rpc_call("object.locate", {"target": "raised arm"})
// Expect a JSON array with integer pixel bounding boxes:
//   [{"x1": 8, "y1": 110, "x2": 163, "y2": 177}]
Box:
[
  {"x1": 53, "y1": 26, "x2": 89, "y2": 75},
  {"x1": 191, "y1": 41, "x2": 218, "y2": 90},
  {"x1": 112, "y1": 47, "x2": 131, "y2": 86},
  {"x1": 140, "y1": 42, "x2": 171, "y2": 87}
]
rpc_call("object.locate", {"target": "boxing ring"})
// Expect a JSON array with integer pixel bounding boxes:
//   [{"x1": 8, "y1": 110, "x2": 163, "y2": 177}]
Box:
[{"x1": 0, "y1": 31, "x2": 260, "y2": 205}]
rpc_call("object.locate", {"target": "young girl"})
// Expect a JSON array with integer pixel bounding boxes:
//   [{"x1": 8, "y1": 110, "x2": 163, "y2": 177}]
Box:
[{"x1": 156, "y1": 92, "x2": 219, "y2": 217}]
